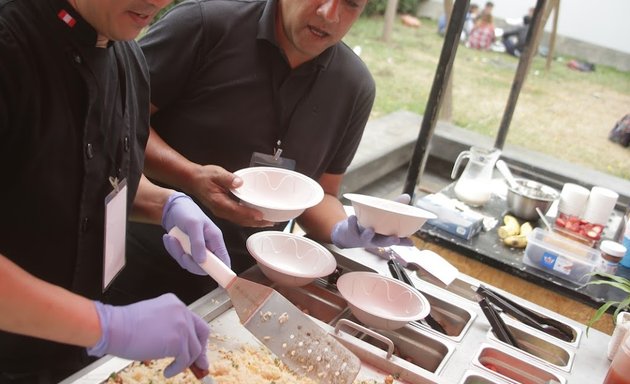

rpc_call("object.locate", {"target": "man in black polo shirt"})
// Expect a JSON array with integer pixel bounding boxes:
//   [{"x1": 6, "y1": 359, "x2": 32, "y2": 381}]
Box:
[
  {"x1": 0, "y1": 0, "x2": 231, "y2": 382},
  {"x1": 109, "y1": 0, "x2": 410, "y2": 305}
]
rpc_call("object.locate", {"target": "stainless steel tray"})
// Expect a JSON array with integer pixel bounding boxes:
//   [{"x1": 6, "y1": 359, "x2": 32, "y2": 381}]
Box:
[
  {"x1": 62, "y1": 274, "x2": 444, "y2": 383},
  {"x1": 62, "y1": 244, "x2": 613, "y2": 384},
  {"x1": 324, "y1": 246, "x2": 612, "y2": 384}
]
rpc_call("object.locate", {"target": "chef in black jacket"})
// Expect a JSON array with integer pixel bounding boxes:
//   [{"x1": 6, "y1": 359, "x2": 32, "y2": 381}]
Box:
[{"x1": 0, "y1": 0, "x2": 230, "y2": 382}]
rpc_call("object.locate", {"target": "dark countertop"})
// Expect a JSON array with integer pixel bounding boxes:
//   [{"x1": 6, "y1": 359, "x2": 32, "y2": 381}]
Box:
[{"x1": 417, "y1": 183, "x2": 629, "y2": 311}]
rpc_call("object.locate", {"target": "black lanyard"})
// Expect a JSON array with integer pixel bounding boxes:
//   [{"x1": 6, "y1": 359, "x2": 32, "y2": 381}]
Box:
[{"x1": 268, "y1": 54, "x2": 323, "y2": 159}]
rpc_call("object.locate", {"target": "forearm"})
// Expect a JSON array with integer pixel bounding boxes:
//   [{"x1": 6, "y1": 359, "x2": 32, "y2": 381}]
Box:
[
  {"x1": 144, "y1": 125, "x2": 202, "y2": 195},
  {"x1": 297, "y1": 193, "x2": 347, "y2": 243},
  {"x1": 296, "y1": 173, "x2": 347, "y2": 242},
  {"x1": 130, "y1": 174, "x2": 175, "y2": 224},
  {"x1": 0, "y1": 255, "x2": 100, "y2": 348}
]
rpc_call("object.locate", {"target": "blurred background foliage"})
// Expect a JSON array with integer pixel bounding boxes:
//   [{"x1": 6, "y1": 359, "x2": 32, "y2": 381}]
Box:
[{"x1": 363, "y1": 0, "x2": 422, "y2": 16}]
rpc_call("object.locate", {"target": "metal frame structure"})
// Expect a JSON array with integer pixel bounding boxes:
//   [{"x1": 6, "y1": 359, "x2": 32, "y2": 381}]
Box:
[{"x1": 403, "y1": 0, "x2": 550, "y2": 198}]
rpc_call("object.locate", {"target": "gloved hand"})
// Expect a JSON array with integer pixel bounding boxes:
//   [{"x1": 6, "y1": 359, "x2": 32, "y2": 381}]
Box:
[
  {"x1": 161, "y1": 192, "x2": 231, "y2": 274},
  {"x1": 331, "y1": 194, "x2": 414, "y2": 249},
  {"x1": 87, "y1": 293, "x2": 209, "y2": 378}
]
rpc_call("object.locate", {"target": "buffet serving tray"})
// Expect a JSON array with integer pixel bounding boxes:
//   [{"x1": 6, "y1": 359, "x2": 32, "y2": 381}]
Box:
[
  {"x1": 61, "y1": 275, "x2": 444, "y2": 384},
  {"x1": 62, "y1": 244, "x2": 613, "y2": 384}
]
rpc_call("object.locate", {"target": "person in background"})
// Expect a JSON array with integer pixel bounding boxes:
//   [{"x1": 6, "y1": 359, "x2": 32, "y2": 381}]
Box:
[
  {"x1": 467, "y1": 12, "x2": 496, "y2": 50},
  {"x1": 439, "y1": 3, "x2": 478, "y2": 41},
  {"x1": 437, "y1": 12, "x2": 447, "y2": 36},
  {"x1": 0, "y1": 0, "x2": 230, "y2": 382},
  {"x1": 502, "y1": 7, "x2": 534, "y2": 57},
  {"x1": 108, "y1": 0, "x2": 412, "y2": 306},
  {"x1": 479, "y1": 1, "x2": 494, "y2": 20},
  {"x1": 462, "y1": 3, "x2": 480, "y2": 41}
]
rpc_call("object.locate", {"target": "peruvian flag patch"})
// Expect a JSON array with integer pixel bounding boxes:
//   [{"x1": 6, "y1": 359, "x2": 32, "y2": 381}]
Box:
[{"x1": 57, "y1": 9, "x2": 76, "y2": 27}]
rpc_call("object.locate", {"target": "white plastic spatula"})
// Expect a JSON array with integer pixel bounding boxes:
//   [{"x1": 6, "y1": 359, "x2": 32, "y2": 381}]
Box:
[{"x1": 169, "y1": 227, "x2": 361, "y2": 384}]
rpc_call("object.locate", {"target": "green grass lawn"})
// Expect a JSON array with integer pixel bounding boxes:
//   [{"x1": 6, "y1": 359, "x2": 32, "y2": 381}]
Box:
[{"x1": 343, "y1": 16, "x2": 630, "y2": 180}]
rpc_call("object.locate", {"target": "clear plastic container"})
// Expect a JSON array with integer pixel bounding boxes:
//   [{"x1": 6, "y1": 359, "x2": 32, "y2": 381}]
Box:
[{"x1": 523, "y1": 228, "x2": 600, "y2": 284}]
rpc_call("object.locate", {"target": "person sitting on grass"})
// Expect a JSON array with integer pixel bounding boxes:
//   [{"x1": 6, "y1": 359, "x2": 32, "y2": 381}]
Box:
[
  {"x1": 467, "y1": 13, "x2": 496, "y2": 50},
  {"x1": 502, "y1": 8, "x2": 533, "y2": 57}
]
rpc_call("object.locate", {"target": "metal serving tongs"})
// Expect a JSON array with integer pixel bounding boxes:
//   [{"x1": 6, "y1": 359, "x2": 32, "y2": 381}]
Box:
[
  {"x1": 378, "y1": 248, "x2": 448, "y2": 335},
  {"x1": 476, "y1": 285, "x2": 574, "y2": 342},
  {"x1": 478, "y1": 296, "x2": 520, "y2": 348}
]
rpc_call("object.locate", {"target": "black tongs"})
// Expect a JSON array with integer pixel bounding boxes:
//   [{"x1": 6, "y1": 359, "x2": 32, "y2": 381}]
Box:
[
  {"x1": 476, "y1": 285, "x2": 574, "y2": 342},
  {"x1": 478, "y1": 297, "x2": 520, "y2": 348},
  {"x1": 386, "y1": 258, "x2": 447, "y2": 335}
]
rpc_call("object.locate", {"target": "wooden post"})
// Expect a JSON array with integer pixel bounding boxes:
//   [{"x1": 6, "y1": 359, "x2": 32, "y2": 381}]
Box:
[
  {"x1": 441, "y1": 0, "x2": 455, "y2": 121},
  {"x1": 527, "y1": 0, "x2": 554, "y2": 73},
  {"x1": 545, "y1": 0, "x2": 560, "y2": 71},
  {"x1": 494, "y1": 0, "x2": 548, "y2": 150},
  {"x1": 382, "y1": 0, "x2": 399, "y2": 42}
]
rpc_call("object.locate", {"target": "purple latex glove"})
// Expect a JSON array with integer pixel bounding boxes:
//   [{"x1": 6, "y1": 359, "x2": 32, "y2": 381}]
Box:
[
  {"x1": 161, "y1": 192, "x2": 231, "y2": 275},
  {"x1": 331, "y1": 194, "x2": 414, "y2": 249},
  {"x1": 87, "y1": 293, "x2": 209, "y2": 378}
]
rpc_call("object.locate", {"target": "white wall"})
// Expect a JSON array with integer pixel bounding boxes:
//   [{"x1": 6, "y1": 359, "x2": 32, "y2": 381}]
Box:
[{"x1": 425, "y1": 0, "x2": 630, "y2": 54}]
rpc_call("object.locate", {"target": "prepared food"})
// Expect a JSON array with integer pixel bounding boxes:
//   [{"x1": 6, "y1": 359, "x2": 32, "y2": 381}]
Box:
[{"x1": 105, "y1": 342, "x2": 395, "y2": 384}]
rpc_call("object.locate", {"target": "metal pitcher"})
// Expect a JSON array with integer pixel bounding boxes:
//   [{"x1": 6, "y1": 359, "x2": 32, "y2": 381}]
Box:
[{"x1": 451, "y1": 146, "x2": 501, "y2": 206}]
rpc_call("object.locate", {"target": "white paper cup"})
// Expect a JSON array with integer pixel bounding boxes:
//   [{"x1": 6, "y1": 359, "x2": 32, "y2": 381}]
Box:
[
  {"x1": 608, "y1": 312, "x2": 630, "y2": 360},
  {"x1": 558, "y1": 183, "x2": 590, "y2": 217},
  {"x1": 583, "y1": 186, "x2": 619, "y2": 225}
]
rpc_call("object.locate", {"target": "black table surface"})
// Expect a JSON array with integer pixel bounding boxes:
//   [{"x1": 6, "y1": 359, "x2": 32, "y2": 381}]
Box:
[{"x1": 417, "y1": 183, "x2": 629, "y2": 311}]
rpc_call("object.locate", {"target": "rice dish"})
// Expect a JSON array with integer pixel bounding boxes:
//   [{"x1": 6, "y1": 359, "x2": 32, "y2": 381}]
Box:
[{"x1": 105, "y1": 343, "x2": 394, "y2": 384}]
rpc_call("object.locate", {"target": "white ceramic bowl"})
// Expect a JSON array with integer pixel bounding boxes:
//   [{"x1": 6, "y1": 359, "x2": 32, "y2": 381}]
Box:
[
  {"x1": 344, "y1": 193, "x2": 437, "y2": 237},
  {"x1": 336, "y1": 271, "x2": 430, "y2": 330},
  {"x1": 231, "y1": 167, "x2": 324, "y2": 222},
  {"x1": 246, "y1": 231, "x2": 337, "y2": 287}
]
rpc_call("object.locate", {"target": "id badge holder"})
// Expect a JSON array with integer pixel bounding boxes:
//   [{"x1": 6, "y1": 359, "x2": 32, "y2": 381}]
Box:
[
  {"x1": 102, "y1": 177, "x2": 128, "y2": 292},
  {"x1": 250, "y1": 151, "x2": 296, "y2": 170}
]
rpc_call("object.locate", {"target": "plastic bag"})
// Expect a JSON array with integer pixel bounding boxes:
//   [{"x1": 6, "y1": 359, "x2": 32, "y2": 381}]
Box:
[{"x1": 609, "y1": 114, "x2": 630, "y2": 148}]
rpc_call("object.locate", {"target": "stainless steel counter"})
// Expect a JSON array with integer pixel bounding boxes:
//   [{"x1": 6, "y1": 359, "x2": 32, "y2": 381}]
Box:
[{"x1": 62, "y1": 244, "x2": 612, "y2": 384}]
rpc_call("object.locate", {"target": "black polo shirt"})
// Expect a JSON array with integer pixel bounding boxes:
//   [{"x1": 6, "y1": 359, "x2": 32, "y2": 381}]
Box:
[
  {"x1": 143, "y1": 0, "x2": 374, "y2": 177},
  {"x1": 0, "y1": 0, "x2": 149, "y2": 377},
  {"x1": 109, "y1": 0, "x2": 375, "y2": 306}
]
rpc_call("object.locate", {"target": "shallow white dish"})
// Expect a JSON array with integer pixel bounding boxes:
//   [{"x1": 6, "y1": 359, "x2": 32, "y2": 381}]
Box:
[
  {"x1": 336, "y1": 271, "x2": 430, "y2": 330},
  {"x1": 344, "y1": 193, "x2": 437, "y2": 237},
  {"x1": 231, "y1": 167, "x2": 324, "y2": 222},
  {"x1": 246, "y1": 231, "x2": 337, "y2": 287}
]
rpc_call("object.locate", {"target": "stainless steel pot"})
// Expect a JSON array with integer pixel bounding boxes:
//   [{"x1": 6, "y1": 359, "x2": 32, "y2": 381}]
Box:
[{"x1": 507, "y1": 178, "x2": 560, "y2": 220}]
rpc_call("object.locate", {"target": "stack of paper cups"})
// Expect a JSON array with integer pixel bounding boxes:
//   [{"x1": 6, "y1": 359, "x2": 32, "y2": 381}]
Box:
[
  {"x1": 608, "y1": 312, "x2": 630, "y2": 360},
  {"x1": 583, "y1": 187, "x2": 619, "y2": 226},
  {"x1": 558, "y1": 183, "x2": 590, "y2": 218}
]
